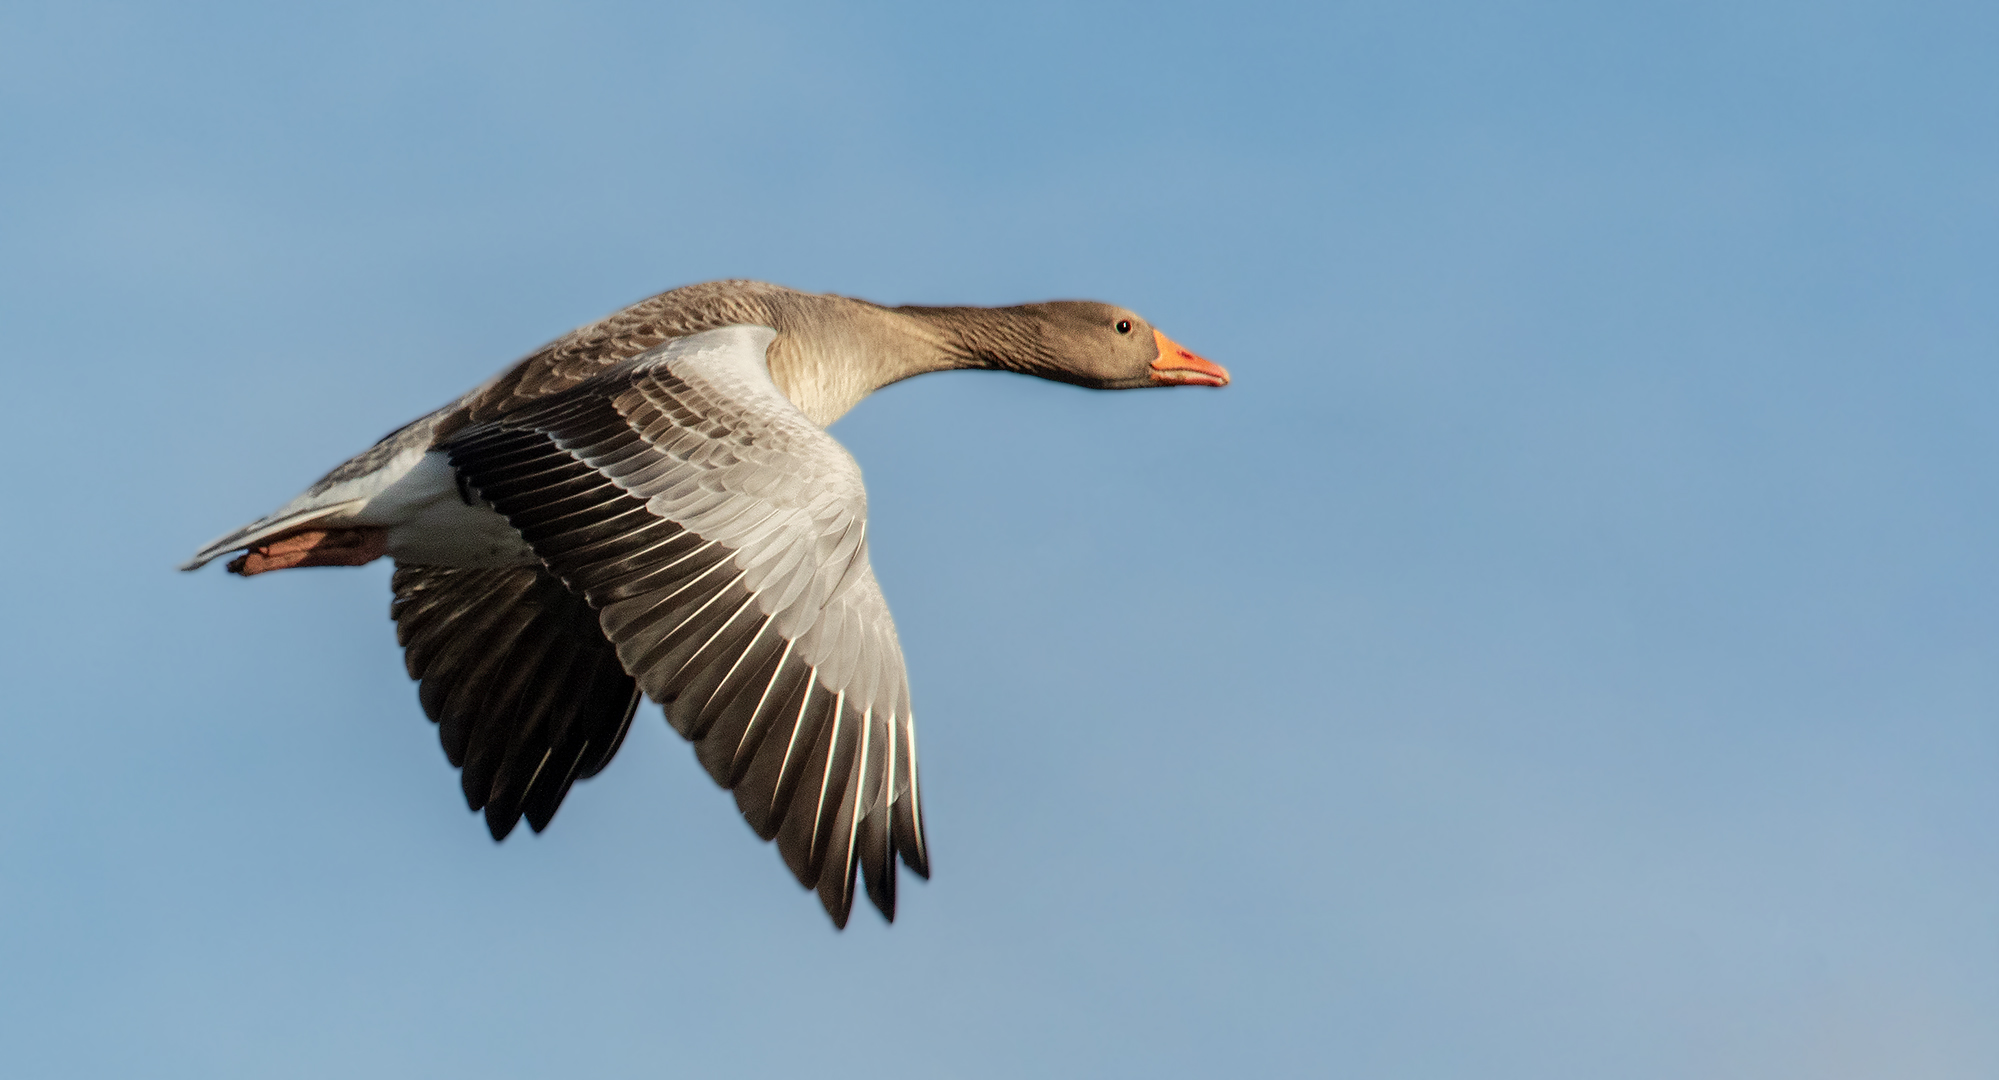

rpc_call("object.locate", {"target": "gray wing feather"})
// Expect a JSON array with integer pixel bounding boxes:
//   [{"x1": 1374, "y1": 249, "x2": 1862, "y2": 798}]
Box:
[{"x1": 444, "y1": 326, "x2": 928, "y2": 927}]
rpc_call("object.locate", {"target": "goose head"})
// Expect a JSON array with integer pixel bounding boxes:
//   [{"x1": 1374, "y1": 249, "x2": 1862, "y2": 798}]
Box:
[{"x1": 1004, "y1": 301, "x2": 1231, "y2": 390}]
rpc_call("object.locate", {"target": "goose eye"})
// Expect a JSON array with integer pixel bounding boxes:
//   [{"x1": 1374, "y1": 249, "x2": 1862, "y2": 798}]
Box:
[{"x1": 1115, "y1": 320, "x2": 1132, "y2": 334}]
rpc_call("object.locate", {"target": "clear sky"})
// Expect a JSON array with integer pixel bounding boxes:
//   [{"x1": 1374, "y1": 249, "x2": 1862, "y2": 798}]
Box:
[{"x1": 2, "y1": 2, "x2": 1995, "y2": 1077}]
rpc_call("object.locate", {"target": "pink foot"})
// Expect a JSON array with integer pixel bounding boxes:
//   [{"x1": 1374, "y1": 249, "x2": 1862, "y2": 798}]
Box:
[{"x1": 227, "y1": 527, "x2": 389, "y2": 575}]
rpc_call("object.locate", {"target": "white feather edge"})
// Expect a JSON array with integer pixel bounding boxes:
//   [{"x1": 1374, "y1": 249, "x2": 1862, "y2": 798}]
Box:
[{"x1": 179, "y1": 325, "x2": 782, "y2": 574}]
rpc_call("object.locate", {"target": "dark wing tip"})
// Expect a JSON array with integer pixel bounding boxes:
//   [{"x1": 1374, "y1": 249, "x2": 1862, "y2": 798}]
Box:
[
  {"x1": 391, "y1": 564, "x2": 639, "y2": 848},
  {"x1": 484, "y1": 800, "x2": 520, "y2": 842}
]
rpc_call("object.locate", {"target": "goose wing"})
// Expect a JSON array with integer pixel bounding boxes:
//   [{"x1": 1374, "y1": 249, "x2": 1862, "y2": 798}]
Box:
[
  {"x1": 445, "y1": 324, "x2": 928, "y2": 927},
  {"x1": 390, "y1": 563, "x2": 642, "y2": 841}
]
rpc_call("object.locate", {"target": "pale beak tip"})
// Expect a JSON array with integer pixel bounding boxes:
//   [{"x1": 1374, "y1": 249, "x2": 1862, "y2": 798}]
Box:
[{"x1": 1148, "y1": 328, "x2": 1228, "y2": 387}]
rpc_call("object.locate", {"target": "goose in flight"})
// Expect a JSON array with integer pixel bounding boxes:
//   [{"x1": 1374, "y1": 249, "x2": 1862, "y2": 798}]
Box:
[{"x1": 183, "y1": 280, "x2": 1230, "y2": 927}]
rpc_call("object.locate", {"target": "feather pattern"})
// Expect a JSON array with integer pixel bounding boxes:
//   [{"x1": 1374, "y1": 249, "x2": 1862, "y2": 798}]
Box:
[
  {"x1": 445, "y1": 325, "x2": 929, "y2": 926},
  {"x1": 389, "y1": 564, "x2": 642, "y2": 838},
  {"x1": 185, "y1": 279, "x2": 1232, "y2": 930}
]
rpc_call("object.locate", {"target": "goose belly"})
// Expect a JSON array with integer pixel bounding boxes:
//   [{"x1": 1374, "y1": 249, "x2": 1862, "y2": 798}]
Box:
[{"x1": 356, "y1": 451, "x2": 538, "y2": 568}]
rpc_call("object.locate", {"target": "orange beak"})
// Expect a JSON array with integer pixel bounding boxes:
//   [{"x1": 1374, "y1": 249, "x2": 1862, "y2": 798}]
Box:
[{"x1": 1149, "y1": 329, "x2": 1230, "y2": 387}]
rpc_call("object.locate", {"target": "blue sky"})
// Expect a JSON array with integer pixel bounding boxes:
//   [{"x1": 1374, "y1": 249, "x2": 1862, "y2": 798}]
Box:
[{"x1": 2, "y1": 2, "x2": 1995, "y2": 1076}]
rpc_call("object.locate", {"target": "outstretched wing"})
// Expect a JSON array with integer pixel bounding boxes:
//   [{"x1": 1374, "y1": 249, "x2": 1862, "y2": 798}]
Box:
[
  {"x1": 389, "y1": 563, "x2": 642, "y2": 840},
  {"x1": 444, "y1": 325, "x2": 929, "y2": 927}
]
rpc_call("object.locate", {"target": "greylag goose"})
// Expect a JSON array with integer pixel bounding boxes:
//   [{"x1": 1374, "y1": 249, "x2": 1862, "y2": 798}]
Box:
[{"x1": 183, "y1": 280, "x2": 1229, "y2": 927}]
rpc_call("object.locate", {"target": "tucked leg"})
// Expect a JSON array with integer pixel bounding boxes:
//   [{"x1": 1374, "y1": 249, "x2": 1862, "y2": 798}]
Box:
[{"x1": 227, "y1": 527, "x2": 389, "y2": 575}]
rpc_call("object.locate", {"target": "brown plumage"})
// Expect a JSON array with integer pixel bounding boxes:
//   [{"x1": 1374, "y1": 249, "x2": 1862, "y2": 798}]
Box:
[{"x1": 184, "y1": 280, "x2": 1228, "y2": 927}]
